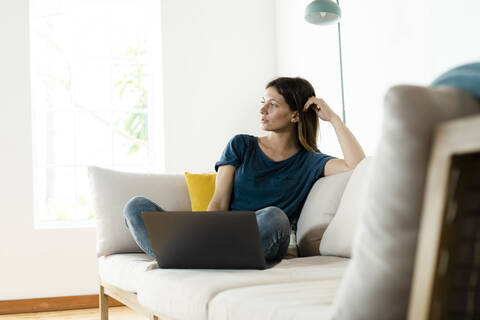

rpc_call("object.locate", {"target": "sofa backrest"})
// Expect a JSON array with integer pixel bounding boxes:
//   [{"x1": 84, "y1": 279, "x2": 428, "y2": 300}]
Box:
[
  {"x1": 320, "y1": 156, "x2": 374, "y2": 258},
  {"x1": 88, "y1": 166, "x2": 191, "y2": 257},
  {"x1": 296, "y1": 169, "x2": 352, "y2": 257},
  {"x1": 89, "y1": 162, "x2": 365, "y2": 258}
]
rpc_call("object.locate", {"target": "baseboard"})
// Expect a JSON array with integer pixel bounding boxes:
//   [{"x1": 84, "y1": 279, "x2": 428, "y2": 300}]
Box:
[{"x1": 0, "y1": 294, "x2": 124, "y2": 315}]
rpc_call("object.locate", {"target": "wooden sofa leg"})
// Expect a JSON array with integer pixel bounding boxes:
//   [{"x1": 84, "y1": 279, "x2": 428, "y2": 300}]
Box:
[
  {"x1": 100, "y1": 285, "x2": 109, "y2": 320},
  {"x1": 149, "y1": 315, "x2": 158, "y2": 320}
]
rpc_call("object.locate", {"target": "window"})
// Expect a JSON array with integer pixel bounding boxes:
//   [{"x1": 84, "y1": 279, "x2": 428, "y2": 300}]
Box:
[{"x1": 30, "y1": 0, "x2": 163, "y2": 227}]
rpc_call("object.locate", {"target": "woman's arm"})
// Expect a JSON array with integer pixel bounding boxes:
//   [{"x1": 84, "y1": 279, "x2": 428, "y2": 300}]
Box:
[
  {"x1": 304, "y1": 97, "x2": 366, "y2": 176},
  {"x1": 206, "y1": 164, "x2": 236, "y2": 211},
  {"x1": 324, "y1": 115, "x2": 365, "y2": 176}
]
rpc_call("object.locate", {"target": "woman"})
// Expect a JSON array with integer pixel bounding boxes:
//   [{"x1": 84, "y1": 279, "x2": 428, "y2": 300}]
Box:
[{"x1": 124, "y1": 77, "x2": 365, "y2": 262}]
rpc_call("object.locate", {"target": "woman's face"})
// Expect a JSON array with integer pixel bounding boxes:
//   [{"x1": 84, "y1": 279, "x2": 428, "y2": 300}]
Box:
[{"x1": 260, "y1": 86, "x2": 297, "y2": 132}]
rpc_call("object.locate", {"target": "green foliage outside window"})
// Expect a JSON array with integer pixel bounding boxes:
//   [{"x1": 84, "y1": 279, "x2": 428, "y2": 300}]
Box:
[
  {"x1": 37, "y1": 35, "x2": 150, "y2": 222},
  {"x1": 114, "y1": 43, "x2": 148, "y2": 156},
  {"x1": 33, "y1": 4, "x2": 153, "y2": 223}
]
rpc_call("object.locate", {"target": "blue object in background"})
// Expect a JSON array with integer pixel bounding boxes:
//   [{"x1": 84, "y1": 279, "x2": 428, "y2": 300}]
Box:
[{"x1": 431, "y1": 62, "x2": 480, "y2": 99}]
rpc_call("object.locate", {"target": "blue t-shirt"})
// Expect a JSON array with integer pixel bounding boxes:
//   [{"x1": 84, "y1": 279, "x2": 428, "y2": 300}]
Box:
[{"x1": 215, "y1": 134, "x2": 334, "y2": 224}]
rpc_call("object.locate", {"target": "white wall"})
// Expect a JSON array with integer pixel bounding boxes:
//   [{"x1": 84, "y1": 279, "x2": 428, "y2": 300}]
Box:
[
  {"x1": 0, "y1": 0, "x2": 276, "y2": 299},
  {"x1": 161, "y1": 0, "x2": 277, "y2": 173},
  {"x1": 276, "y1": 0, "x2": 480, "y2": 157},
  {"x1": 423, "y1": 0, "x2": 480, "y2": 78}
]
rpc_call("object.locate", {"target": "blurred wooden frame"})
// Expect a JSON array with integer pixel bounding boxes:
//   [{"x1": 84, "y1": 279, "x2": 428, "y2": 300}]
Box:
[
  {"x1": 99, "y1": 278, "x2": 171, "y2": 320},
  {"x1": 408, "y1": 114, "x2": 480, "y2": 319}
]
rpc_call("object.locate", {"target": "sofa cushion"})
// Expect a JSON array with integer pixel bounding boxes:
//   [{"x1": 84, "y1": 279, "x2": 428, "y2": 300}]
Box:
[
  {"x1": 88, "y1": 166, "x2": 191, "y2": 257},
  {"x1": 98, "y1": 253, "x2": 154, "y2": 292},
  {"x1": 209, "y1": 279, "x2": 342, "y2": 320},
  {"x1": 331, "y1": 85, "x2": 480, "y2": 320},
  {"x1": 136, "y1": 256, "x2": 349, "y2": 320},
  {"x1": 319, "y1": 157, "x2": 374, "y2": 258},
  {"x1": 296, "y1": 170, "x2": 352, "y2": 256}
]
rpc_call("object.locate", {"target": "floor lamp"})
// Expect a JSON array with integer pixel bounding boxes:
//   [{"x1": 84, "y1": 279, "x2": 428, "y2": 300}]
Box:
[{"x1": 305, "y1": 0, "x2": 346, "y2": 124}]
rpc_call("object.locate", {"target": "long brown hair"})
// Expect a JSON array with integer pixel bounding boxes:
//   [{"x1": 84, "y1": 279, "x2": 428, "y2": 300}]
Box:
[{"x1": 266, "y1": 77, "x2": 319, "y2": 153}]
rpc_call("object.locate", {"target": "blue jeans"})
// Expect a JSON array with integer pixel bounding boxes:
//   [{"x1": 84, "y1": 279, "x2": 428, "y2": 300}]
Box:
[{"x1": 123, "y1": 196, "x2": 291, "y2": 262}]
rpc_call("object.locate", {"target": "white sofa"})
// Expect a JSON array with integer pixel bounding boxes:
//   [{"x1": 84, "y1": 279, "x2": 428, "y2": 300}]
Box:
[
  {"x1": 88, "y1": 84, "x2": 480, "y2": 320},
  {"x1": 89, "y1": 153, "x2": 371, "y2": 320}
]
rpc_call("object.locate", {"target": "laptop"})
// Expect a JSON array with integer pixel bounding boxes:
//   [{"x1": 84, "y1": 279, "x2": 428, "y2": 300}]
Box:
[{"x1": 142, "y1": 211, "x2": 268, "y2": 269}]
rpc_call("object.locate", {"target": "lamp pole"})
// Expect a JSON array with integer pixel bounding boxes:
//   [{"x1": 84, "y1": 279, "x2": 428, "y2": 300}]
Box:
[
  {"x1": 304, "y1": 0, "x2": 346, "y2": 124},
  {"x1": 336, "y1": 0, "x2": 345, "y2": 124}
]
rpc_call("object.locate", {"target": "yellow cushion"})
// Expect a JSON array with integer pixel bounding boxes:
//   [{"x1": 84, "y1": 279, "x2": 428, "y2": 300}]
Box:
[{"x1": 184, "y1": 172, "x2": 217, "y2": 211}]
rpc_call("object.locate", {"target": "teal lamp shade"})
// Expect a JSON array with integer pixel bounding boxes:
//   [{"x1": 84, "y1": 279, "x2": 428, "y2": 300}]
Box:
[{"x1": 304, "y1": 0, "x2": 341, "y2": 25}]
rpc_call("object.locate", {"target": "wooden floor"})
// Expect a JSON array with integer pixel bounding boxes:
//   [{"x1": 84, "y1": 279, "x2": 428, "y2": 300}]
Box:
[{"x1": 0, "y1": 306, "x2": 148, "y2": 320}]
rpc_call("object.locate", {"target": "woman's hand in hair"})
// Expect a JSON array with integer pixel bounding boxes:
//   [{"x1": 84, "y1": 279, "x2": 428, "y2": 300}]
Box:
[{"x1": 303, "y1": 97, "x2": 339, "y2": 122}]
